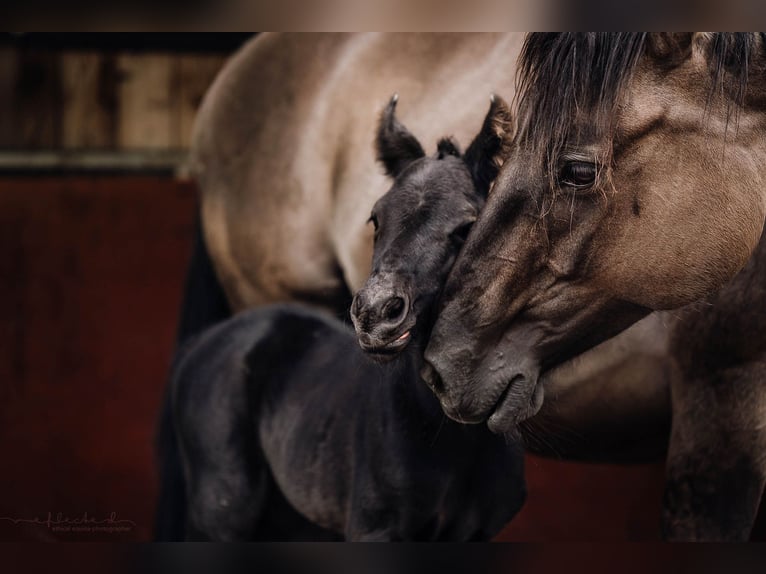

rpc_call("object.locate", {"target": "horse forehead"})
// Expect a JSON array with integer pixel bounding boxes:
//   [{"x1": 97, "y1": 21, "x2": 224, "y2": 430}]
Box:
[
  {"x1": 491, "y1": 145, "x2": 544, "y2": 193},
  {"x1": 415, "y1": 156, "x2": 469, "y2": 181},
  {"x1": 391, "y1": 177, "x2": 453, "y2": 207},
  {"x1": 382, "y1": 160, "x2": 475, "y2": 218},
  {"x1": 614, "y1": 72, "x2": 690, "y2": 139},
  {"x1": 617, "y1": 49, "x2": 735, "y2": 139}
]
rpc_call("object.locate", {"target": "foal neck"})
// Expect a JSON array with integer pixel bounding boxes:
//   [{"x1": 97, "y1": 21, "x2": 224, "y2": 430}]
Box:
[{"x1": 385, "y1": 331, "x2": 447, "y2": 423}]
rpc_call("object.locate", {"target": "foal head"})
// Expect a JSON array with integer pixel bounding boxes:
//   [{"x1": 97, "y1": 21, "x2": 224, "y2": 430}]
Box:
[{"x1": 350, "y1": 94, "x2": 512, "y2": 359}]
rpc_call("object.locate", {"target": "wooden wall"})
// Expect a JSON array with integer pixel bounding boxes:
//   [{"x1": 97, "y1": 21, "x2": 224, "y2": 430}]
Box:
[
  {"x1": 0, "y1": 47, "x2": 228, "y2": 151},
  {"x1": 0, "y1": 177, "x2": 197, "y2": 541}
]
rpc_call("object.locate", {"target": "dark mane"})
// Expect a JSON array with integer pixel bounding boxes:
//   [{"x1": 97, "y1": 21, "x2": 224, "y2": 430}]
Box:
[
  {"x1": 706, "y1": 33, "x2": 758, "y2": 112},
  {"x1": 515, "y1": 33, "x2": 760, "y2": 174}
]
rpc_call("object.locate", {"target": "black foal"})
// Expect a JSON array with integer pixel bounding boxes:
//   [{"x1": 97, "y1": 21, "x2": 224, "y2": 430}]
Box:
[{"x1": 169, "y1": 95, "x2": 524, "y2": 540}]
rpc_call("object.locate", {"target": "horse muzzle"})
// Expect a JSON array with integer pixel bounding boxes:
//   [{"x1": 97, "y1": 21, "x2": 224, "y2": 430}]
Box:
[
  {"x1": 421, "y1": 353, "x2": 543, "y2": 433},
  {"x1": 351, "y1": 286, "x2": 414, "y2": 357}
]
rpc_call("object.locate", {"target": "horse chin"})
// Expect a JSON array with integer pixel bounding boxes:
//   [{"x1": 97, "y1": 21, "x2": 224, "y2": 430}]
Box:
[
  {"x1": 359, "y1": 330, "x2": 413, "y2": 363},
  {"x1": 486, "y1": 376, "x2": 544, "y2": 434}
]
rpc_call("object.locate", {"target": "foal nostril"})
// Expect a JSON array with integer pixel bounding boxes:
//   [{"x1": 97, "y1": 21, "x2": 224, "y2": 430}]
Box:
[{"x1": 381, "y1": 296, "x2": 405, "y2": 322}]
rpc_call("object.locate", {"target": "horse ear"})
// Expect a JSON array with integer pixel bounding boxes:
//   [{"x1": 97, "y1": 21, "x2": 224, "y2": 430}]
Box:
[
  {"x1": 647, "y1": 33, "x2": 694, "y2": 65},
  {"x1": 376, "y1": 94, "x2": 426, "y2": 178},
  {"x1": 463, "y1": 94, "x2": 513, "y2": 198}
]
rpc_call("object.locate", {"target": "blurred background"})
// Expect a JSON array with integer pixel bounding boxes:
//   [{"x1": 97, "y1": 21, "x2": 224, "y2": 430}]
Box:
[
  {"x1": 0, "y1": 32, "x2": 761, "y2": 542},
  {"x1": 0, "y1": 32, "x2": 249, "y2": 541}
]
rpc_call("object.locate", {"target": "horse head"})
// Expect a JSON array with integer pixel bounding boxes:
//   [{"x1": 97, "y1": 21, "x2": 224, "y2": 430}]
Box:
[
  {"x1": 351, "y1": 93, "x2": 513, "y2": 360},
  {"x1": 423, "y1": 33, "x2": 766, "y2": 432}
]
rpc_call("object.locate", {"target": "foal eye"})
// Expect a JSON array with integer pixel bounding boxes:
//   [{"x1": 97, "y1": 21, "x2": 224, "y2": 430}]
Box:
[{"x1": 559, "y1": 161, "x2": 597, "y2": 190}]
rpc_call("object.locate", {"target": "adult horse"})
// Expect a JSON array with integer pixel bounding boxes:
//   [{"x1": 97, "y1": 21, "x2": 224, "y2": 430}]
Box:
[{"x1": 422, "y1": 33, "x2": 766, "y2": 541}]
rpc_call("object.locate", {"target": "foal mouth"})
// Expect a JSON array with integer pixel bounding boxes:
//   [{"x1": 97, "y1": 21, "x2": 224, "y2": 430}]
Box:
[{"x1": 359, "y1": 329, "x2": 412, "y2": 357}]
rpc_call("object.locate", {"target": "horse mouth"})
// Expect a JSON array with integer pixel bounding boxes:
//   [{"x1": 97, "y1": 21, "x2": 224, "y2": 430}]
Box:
[
  {"x1": 486, "y1": 375, "x2": 543, "y2": 434},
  {"x1": 359, "y1": 330, "x2": 411, "y2": 358}
]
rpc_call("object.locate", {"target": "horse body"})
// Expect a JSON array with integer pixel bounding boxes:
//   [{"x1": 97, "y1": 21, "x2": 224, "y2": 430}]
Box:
[
  {"x1": 192, "y1": 33, "x2": 521, "y2": 311},
  {"x1": 170, "y1": 311, "x2": 340, "y2": 541},
  {"x1": 173, "y1": 305, "x2": 524, "y2": 541},
  {"x1": 661, "y1": 225, "x2": 766, "y2": 540},
  {"x1": 531, "y1": 312, "x2": 673, "y2": 461}
]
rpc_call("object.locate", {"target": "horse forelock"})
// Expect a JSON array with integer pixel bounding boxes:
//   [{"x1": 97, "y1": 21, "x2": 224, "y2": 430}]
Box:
[
  {"x1": 514, "y1": 32, "x2": 761, "y2": 179},
  {"x1": 705, "y1": 33, "x2": 759, "y2": 117},
  {"x1": 515, "y1": 33, "x2": 647, "y2": 156}
]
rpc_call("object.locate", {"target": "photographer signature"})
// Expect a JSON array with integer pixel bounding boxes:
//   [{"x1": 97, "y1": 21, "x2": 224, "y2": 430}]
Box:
[{"x1": 0, "y1": 511, "x2": 135, "y2": 528}]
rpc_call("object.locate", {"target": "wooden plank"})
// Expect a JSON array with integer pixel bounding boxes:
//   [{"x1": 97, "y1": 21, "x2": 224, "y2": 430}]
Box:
[
  {"x1": 0, "y1": 47, "x2": 18, "y2": 148},
  {"x1": 177, "y1": 55, "x2": 227, "y2": 147},
  {"x1": 60, "y1": 51, "x2": 118, "y2": 149},
  {"x1": 13, "y1": 49, "x2": 62, "y2": 149},
  {"x1": 116, "y1": 54, "x2": 173, "y2": 149},
  {"x1": 0, "y1": 150, "x2": 188, "y2": 174},
  {"x1": 3, "y1": 51, "x2": 228, "y2": 152}
]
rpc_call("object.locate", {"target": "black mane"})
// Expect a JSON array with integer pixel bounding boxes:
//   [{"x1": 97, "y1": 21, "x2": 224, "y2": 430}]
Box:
[{"x1": 515, "y1": 33, "x2": 760, "y2": 171}]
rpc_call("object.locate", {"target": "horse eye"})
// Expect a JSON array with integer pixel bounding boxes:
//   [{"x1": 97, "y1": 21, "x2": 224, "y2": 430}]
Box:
[{"x1": 559, "y1": 161, "x2": 597, "y2": 190}]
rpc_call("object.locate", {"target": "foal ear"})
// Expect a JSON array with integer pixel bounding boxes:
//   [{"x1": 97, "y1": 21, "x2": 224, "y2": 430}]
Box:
[
  {"x1": 376, "y1": 94, "x2": 426, "y2": 178},
  {"x1": 463, "y1": 94, "x2": 513, "y2": 198},
  {"x1": 437, "y1": 137, "x2": 462, "y2": 159}
]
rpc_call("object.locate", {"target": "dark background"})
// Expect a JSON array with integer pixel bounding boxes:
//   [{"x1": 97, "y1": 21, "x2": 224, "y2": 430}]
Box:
[{"x1": 0, "y1": 33, "x2": 761, "y2": 542}]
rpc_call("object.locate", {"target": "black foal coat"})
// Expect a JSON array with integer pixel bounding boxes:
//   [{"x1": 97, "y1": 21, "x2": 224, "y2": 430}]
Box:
[{"x1": 171, "y1": 304, "x2": 526, "y2": 541}]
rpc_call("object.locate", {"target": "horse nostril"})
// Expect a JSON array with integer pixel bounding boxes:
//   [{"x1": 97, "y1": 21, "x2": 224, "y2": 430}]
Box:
[
  {"x1": 382, "y1": 296, "x2": 405, "y2": 322},
  {"x1": 420, "y1": 362, "x2": 443, "y2": 393}
]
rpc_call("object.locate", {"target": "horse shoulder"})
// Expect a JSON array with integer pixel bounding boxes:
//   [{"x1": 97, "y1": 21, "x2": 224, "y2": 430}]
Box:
[{"x1": 193, "y1": 34, "x2": 365, "y2": 311}]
